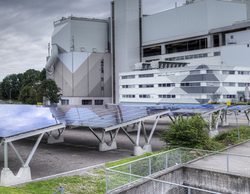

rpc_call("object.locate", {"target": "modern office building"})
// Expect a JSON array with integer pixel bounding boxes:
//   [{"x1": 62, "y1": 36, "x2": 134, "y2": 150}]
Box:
[{"x1": 46, "y1": 0, "x2": 250, "y2": 105}]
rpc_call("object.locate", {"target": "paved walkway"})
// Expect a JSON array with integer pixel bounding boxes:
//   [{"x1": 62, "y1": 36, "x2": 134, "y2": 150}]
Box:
[{"x1": 186, "y1": 141, "x2": 250, "y2": 177}]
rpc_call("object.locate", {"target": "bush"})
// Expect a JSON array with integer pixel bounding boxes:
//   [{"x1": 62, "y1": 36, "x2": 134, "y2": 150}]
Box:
[
  {"x1": 214, "y1": 126, "x2": 250, "y2": 146},
  {"x1": 162, "y1": 115, "x2": 210, "y2": 149}
]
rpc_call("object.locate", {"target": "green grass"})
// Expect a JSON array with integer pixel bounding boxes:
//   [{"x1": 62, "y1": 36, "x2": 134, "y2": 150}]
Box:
[{"x1": 0, "y1": 172, "x2": 105, "y2": 194}]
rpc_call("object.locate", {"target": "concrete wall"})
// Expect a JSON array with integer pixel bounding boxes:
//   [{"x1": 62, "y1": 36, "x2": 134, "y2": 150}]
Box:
[
  {"x1": 113, "y1": 0, "x2": 141, "y2": 103},
  {"x1": 52, "y1": 18, "x2": 109, "y2": 53},
  {"x1": 142, "y1": 0, "x2": 246, "y2": 46},
  {"x1": 111, "y1": 167, "x2": 250, "y2": 194},
  {"x1": 53, "y1": 52, "x2": 112, "y2": 98}
]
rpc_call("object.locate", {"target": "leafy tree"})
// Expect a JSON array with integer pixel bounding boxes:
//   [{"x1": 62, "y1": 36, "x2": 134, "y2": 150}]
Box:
[
  {"x1": 37, "y1": 79, "x2": 61, "y2": 104},
  {"x1": 162, "y1": 115, "x2": 210, "y2": 149},
  {"x1": 18, "y1": 85, "x2": 37, "y2": 104},
  {"x1": 39, "y1": 68, "x2": 47, "y2": 81},
  {"x1": 21, "y1": 69, "x2": 41, "y2": 87},
  {"x1": 0, "y1": 74, "x2": 23, "y2": 100}
]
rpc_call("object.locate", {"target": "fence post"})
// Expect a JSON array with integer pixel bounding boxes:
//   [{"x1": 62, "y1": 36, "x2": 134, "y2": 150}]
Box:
[
  {"x1": 179, "y1": 149, "x2": 182, "y2": 164},
  {"x1": 165, "y1": 153, "x2": 168, "y2": 169},
  {"x1": 105, "y1": 168, "x2": 109, "y2": 193},
  {"x1": 188, "y1": 188, "x2": 191, "y2": 194},
  {"x1": 129, "y1": 163, "x2": 132, "y2": 182},
  {"x1": 149, "y1": 157, "x2": 152, "y2": 175},
  {"x1": 226, "y1": 151, "x2": 229, "y2": 172}
]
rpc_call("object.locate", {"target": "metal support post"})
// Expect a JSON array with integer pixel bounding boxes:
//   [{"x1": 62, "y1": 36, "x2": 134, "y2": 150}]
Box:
[
  {"x1": 4, "y1": 142, "x2": 8, "y2": 168},
  {"x1": 148, "y1": 116, "x2": 160, "y2": 143},
  {"x1": 9, "y1": 142, "x2": 25, "y2": 166},
  {"x1": 136, "y1": 121, "x2": 142, "y2": 146},
  {"x1": 24, "y1": 133, "x2": 44, "y2": 167}
]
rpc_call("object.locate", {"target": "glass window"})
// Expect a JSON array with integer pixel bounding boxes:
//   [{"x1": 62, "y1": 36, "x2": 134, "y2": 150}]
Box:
[
  {"x1": 82, "y1": 100, "x2": 92, "y2": 105},
  {"x1": 138, "y1": 74, "x2": 154, "y2": 78},
  {"x1": 121, "y1": 75, "x2": 135, "y2": 79},
  {"x1": 95, "y1": 100, "x2": 103, "y2": 105},
  {"x1": 61, "y1": 99, "x2": 69, "y2": 105}
]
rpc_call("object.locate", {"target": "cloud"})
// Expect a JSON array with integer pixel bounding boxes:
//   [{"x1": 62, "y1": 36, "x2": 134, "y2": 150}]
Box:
[{"x1": 0, "y1": 0, "x2": 185, "y2": 80}]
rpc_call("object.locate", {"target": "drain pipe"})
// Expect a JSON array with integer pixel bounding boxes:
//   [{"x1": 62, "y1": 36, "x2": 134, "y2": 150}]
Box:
[{"x1": 45, "y1": 44, "x2": 59, "y2": 76}]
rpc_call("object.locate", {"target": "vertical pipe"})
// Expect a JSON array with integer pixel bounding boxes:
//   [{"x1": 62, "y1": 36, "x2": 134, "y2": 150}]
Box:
[
  {"x1": 4, "y1": 142, "x2": 8, "y2": 168},
  {"x1": 226, "y1": 151, "x2": 229, "y2": 172}
]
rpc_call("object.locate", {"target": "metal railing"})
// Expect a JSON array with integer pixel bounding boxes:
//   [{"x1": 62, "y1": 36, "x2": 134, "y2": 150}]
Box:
[{"x1": 106, "y1": 147, "x2": 250, "y2": 193}]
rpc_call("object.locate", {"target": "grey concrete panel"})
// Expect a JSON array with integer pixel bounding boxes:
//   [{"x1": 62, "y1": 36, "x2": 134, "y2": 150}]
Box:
[
  {"x1": 182, "y1": 74, "x2": 219, "y2": 82},
  {"x1": 181, "y1": 86, "x2": 219, "y2": 94}
]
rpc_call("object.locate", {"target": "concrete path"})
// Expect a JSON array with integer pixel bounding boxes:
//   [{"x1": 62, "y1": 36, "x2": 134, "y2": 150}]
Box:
[{"x1": 187, "y1": 141, "x2": 250, "y2": 177}]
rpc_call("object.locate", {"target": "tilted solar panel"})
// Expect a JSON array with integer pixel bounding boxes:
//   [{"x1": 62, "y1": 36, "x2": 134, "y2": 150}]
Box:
[
  {"x1": 0, "y1": 105, "x2": 60, "y2": 138},
  {"x1": 50, "y1": 105, "x2": 161, "y2": 129}
]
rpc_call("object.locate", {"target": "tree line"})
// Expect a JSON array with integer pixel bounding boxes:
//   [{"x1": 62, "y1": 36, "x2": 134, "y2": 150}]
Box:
[{"x1": 0, "y1": 69, "x2": 61, "y2": 104}]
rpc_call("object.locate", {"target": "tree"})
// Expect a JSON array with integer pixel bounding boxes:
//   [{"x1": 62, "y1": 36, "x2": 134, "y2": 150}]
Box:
[
  {"x1": 0, "y1": 74, "x2": 23, "y2": 100},
  {"x1": 18, "y1": 85, "x2": 37, "y2": 104},
  {"x1": 37, "y1": 79, "x2": 61, "y2": 104},
  {"x1": 21, "y1": 69, "x2": 41, "y2": 87},
  {"x1": 162, "y1": 115, "x2": 209, "y2": 149}
]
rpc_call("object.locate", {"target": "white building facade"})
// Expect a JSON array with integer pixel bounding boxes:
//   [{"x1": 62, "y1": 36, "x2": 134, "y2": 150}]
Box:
[{"x1": 119, "y1": 0, "x2": 250, "y2": 104}]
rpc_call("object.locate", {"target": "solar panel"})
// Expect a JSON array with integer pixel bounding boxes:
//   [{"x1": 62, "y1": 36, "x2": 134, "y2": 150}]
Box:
[
  {"x1": 227, "y1": 105, "x2": 250, "y2": 112},
  {"x1": 0, "y1": 105, "x2": 60, "y2": 138},
  {"x1": 50, "y1": 104, "x2": 163, "y2": 129}
]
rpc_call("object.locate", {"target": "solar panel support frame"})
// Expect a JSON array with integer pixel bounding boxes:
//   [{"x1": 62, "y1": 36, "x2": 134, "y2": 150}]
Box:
[{"x1": 0, "y1": 124, "x2": 65, "y2": 186}]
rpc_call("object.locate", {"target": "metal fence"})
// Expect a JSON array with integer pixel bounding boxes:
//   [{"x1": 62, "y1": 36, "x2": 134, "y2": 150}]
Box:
[{"x1": 106, "y1": 147, "x2": 250, "y2": 193}]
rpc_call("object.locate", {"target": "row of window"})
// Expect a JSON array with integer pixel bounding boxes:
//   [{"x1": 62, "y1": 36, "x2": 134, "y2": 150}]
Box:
[
  {"x1": 165, "y1": 53, "x2": 208, "y2": 61},
  {"x1": 121, "y1": 83, "x2": 175, "y2": 88},
  {"x1": 61, "y1": 99, "x2": 104, "y2": 105},
  {"x1": 122, "y1": 82, "x2": 250, "y2": 88},
  {"x1": 122, "y1": 95, "x2": 176, "y2": 99},
  {"x1": 122, "y1": 94, "x2": 240, "y2": 100},
  {"x1": 121, "y1": 70, "x2": 250, "y2": 80}
]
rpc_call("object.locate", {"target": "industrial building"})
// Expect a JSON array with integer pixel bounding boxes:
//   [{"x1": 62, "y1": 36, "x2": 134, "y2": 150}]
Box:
[{"x1": 46, "y1": 0, "x2": 250, "y2": 105}]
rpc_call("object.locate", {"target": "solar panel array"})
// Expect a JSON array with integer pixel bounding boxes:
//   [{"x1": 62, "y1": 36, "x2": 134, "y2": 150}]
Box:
[
  {"x1": 0, "y1": 104, "x2": 249, "y2": 138},
  {"x1": 50, "y1": 104, "x2": 160, "y2": 129},
  {"x1": 0, "y1": 105, "x2": 60, "y2": 138}
]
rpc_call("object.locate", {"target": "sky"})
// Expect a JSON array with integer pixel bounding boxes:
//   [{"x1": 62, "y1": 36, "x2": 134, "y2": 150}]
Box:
[{"x1": 0, "y1": 0, "x2": 185, "y2": 81}]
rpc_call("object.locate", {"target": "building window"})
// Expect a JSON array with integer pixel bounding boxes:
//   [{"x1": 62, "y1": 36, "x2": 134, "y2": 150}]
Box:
[
  {"x1": 165, "y1": 53, "x2": 208, "y2": 61},
  {"x1": 181, "y1": 82, "x2": 201, "y2": 87},
  {"x1": 158, "y1": 95, "x2": 176, "y2": 99},
  {"x1": 238, "y1": 83, "x2": 250, "y2": 87},
  {"x1": 139, "y1": 94, "x2": 151, "y2": 98},
  {"x1": 222, "y1": 82, "x2": 235, "y2": 87},
  {"x1": 165, "y1": 38, "x2": 207, "y2": 54},
  {"x1": 214, "y1": 51, "x2": 221, "y2": 56},
  {"x1": 122, "y1": 95, "x2": 135, "y2": 98},
  {"x1": 223, "y1": 95, "x2": 236, "y2": 99},
  {"x1": 95, "y1": 100, "x2": 103, "y2": 105},
  {"x1": 158, "y1": 83, "x2": 175, "y2": 87},
  {"x1": 121, "y1": 75, "x2": 135, "y2": 79},
  {"x1": 138, "y1": 74, "x2": 154, "y2": 78},
  {"x1": 82, "y1": 100, "x2": 92, "y2": 105},
  {"x1": 222, "y1": 70, "x2": 235, "y2": 75},
  {"x1": 143, "y1": 46, "x2": 161, "y2": 57},
  {"x1": 238, "y1": 71, "x2": 250, "y2": 75},
  {"x1": 122, "y1": 85, "x2": 135, "y2": 88},
  {"x1": 139, "y1": 84, "x2": 154, "y2": 88},
  {"x1": 61, "y1": 99, "x2": 69, "y2": 105}
]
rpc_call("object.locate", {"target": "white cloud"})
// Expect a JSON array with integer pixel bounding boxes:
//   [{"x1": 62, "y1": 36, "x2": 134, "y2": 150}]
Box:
[{"x1": 0, "y1": 0, "x2": 185, "y2": 80}]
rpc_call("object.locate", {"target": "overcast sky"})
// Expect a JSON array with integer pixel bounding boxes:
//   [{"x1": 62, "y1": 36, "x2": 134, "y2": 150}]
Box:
[{"x1": 0, "y1": 0, "x2": 185, "y2": 81}]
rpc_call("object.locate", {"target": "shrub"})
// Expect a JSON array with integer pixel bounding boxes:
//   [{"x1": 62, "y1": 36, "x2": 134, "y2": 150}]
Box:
[{"x1": 162, "y1": 115, "x2": 210, "y2": 149}]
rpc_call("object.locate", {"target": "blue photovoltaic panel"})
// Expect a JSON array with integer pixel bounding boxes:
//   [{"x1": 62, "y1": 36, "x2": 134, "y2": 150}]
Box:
[
  {"x1": 227, "y1": 105, "x2": 250, "y2": 111},
  {"x1": 0, "y1": 105, "x2": 60, "y2": 138},
  {"x1": 51, "y1": 105, "x2": 160, "y2": 129}
]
